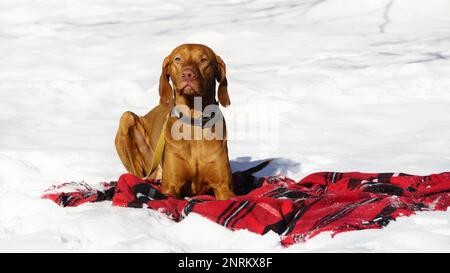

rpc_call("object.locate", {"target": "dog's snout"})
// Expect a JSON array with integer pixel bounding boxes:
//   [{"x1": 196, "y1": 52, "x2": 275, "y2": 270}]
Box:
[{"x1": 181, "y1": 68, "x2": 196, "y2": 82}]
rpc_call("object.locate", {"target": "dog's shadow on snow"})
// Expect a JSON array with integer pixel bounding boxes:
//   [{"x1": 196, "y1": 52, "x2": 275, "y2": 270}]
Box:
[{"x1": 230, "y1": 157, "x2": 301, "y2": 177}]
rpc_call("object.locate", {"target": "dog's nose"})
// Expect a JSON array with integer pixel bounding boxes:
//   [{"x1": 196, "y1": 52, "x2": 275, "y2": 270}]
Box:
[{"x1": 181, "y1": 68, "x2": 196, "y2": 82}]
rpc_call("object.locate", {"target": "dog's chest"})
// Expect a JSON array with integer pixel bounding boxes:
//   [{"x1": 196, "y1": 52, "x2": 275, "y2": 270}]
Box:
[
  {"x1": 166, "y1": 136, "x2": 225, "y2": 161},
  {"x1": 165, "y1": 118, "x2": 226, "y2": 157}
]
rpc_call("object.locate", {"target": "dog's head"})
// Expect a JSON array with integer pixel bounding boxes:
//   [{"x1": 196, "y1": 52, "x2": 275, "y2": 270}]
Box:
[{"x1": 158, "y1": 44, "x2": 230, "y2": 107}]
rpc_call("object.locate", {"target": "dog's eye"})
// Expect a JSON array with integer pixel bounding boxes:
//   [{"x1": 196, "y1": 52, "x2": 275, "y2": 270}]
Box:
[
  {"x1": 200, "y1": 58, "x2": 208, "y2": 63},
  {"x1": 174, "y1": 56, "x2": 182, "y2": 62}
]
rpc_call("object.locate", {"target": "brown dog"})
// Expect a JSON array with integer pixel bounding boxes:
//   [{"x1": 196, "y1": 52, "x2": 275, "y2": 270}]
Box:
[{"x1": 115, "y1": 44, "x2": 234, "y2": 200}]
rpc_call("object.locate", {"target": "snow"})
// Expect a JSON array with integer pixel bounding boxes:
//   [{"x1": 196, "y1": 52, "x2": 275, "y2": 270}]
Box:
[{"x1": 1, "y1": 0, "x2": 450, "y2": 252}]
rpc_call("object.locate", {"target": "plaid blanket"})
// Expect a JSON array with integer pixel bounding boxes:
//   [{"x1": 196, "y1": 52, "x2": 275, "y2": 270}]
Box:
[{"x1": 42, "y1": 170, "x2": 450, "y2": 246}]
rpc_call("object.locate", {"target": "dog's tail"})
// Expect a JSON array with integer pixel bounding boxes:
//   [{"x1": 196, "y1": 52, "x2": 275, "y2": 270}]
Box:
[
  {"x1": 232, "y1": 159, "x2": 273, "y2": 195},
  {"x1": 242, "y1": 159, "x2": 273, "y2": 175}
]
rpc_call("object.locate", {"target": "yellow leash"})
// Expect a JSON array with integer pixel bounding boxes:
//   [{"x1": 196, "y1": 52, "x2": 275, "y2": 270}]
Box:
[
  {"x1": 144, "y1": 112, "x2": 170, "y2": 180},
  {"x1": 144, "y1": 85, "x2": 177, "y2": 180}
]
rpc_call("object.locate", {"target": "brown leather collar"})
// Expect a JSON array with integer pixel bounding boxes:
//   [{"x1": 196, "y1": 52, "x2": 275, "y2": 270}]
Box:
[{"x1": 171, "y1": 105, "x2": 220, "y2": 128}]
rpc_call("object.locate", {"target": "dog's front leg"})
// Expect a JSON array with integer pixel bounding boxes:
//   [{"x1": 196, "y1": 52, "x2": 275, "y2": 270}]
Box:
[
  {"x1": 206, "y1": 163, "x2": 235, "y2": 200},
  {"x1": 213, "y1": 184, "x2": 235, "y2": 200},
  {"x1": 160, "y1": 153, "x2": 190, "y2": 198}
]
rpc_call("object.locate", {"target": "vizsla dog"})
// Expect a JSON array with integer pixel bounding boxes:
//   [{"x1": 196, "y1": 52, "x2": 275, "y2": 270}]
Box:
[{"x1": 115, "y1": 44, "x2": 234, "y2": 200}]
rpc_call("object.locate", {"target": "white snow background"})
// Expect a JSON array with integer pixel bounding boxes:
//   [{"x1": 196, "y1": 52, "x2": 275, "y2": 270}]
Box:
[{"x1": 1, "y1": 0, "x2": 450, "y2": 252}]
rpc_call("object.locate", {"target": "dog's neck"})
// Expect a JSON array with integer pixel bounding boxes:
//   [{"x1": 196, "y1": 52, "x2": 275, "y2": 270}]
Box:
[
  {"x1": 171, "y1": 86, "x2": 221, "y2": 128},
  {"x1": 173, "y1": 87, "x2": 217, "y2": 113}
]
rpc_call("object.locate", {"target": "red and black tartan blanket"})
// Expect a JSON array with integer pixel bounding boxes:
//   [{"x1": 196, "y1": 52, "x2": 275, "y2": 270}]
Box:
[{"x1": 42, "y1": 170, "x2": 450, "y2": 246}]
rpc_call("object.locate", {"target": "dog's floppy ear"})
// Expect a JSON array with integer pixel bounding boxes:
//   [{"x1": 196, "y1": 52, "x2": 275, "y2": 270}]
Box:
[
  {"x1": 215, "y1": 55, "x2": 230, "y2": 107},
  {"x1": 159, "y1": 56, "x2": 173, "y2": 105}
]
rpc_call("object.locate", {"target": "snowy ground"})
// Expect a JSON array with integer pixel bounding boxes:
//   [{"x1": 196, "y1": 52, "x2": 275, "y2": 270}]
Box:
[{"x1": 1, "y1": 0, "x2": 450, "y2": 252}]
